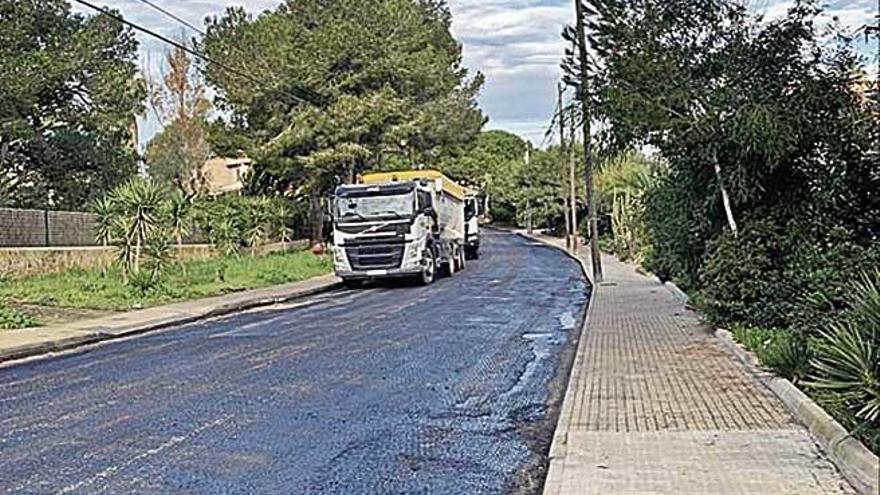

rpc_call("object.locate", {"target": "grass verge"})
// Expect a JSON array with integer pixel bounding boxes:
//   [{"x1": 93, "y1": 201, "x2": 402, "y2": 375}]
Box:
[{"x1": 0, "y1": 249, "x2": 332, "y2": 315}]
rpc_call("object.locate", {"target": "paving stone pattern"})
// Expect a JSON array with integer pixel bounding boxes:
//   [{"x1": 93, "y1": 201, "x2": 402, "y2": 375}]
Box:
[{"x1": 542, "y1": 238, "x2": 856, "y2": 495}]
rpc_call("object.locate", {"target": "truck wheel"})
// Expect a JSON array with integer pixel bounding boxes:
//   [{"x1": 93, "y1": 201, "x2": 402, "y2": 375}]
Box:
[
  {"x1": 465, "y1": 245, "x2": 480, "y2": 260},
  {"x1": 444, "y1": 249, "x2": 456, "y2": 277},
  {"x1": 419, "y1": 249, "x2": 436, "y2": 285}
]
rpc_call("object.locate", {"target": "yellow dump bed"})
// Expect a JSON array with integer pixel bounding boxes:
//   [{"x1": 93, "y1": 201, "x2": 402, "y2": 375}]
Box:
[{"x1": 361, "y1": 170, "x2": 466, "y2": 200}]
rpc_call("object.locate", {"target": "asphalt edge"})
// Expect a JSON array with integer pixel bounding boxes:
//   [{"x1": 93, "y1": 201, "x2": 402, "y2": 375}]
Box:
[
  {"x1": 0, "y1": 276, "x2": 343, "y2": 365},
  {"x1": 715, "y1": 328, "x2": 879, "y2": 495},
  {"x1": 507, "y1": 230, "x2": 596, "y2": 495}
]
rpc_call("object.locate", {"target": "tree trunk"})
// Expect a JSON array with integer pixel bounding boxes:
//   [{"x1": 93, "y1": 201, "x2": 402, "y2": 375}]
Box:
[
  {"x1": 575, "y1": 0, "x2": 603, "y2": 282},
  {"x1": 308, "y1": 185, "x2": 323, "y2": 246},
  {"x1": 712, "y1": 150, "x2": 738, "y2": 237}
]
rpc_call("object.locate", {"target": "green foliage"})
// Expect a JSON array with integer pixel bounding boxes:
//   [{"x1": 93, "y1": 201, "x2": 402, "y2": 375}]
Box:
[
  {"x1": 0, "y1": 303, "x2": 39, "y2": 330},
  {"x1": 699, "y1": 219, "x2": 880, "y2": 333},
  {"x1": 0, "y1": 249, "x2": 331, "y2": 312},
  {"x1": 431, "y1": 130, "x2": 528, "y2": 223},
  {"x1": 809, "y1": 270, "x2": 880, "y2": 451},
  {"x1": 595, "y1": 152, "x2": 658, "y2": 262},
  {"x1": 201, "y1": 0, "x2": 484, "y2": 241},
  {"x1": 0, "y1": 0, "x2": 144, "y2": 210},
  {"x1": 732, "y1": 325, "x2": 813, "y2": 384},
  {"x1": 193, "y1": 195, "x2": 297, "y2": 257},
  {"x1": 97, "y1": 178, "x2": 169, "y2": 284},
  {"x1": 592, "y1": 0, "x2": 879, "y2": 453}
]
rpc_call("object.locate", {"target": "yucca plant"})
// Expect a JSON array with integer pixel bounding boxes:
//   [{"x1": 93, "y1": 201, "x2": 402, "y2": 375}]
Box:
[
  {"x1": 92, "y1": 196, "x2": 117, "y2": 247},
  {"x1": 167, "y1": 190, "x2": 192, "y2": 247},
  {"x1": 93, "y1": 178, "x2": 174, "y2": 284},
  {"x1": 809, "y1": 269, "x2": 880, "y2": 444}
]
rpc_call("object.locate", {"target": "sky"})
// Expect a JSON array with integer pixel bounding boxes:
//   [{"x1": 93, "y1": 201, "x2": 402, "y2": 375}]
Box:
[{"x1": 73, "y1": 0, "x2": 878, "y2": 148}]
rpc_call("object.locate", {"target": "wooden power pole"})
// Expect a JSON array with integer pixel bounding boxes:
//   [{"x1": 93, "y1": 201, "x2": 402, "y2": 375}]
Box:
[
  {"x1": 574, "y1": 0, "x2": 603, "y2": 282},
  {"x1": 558, "y1": 83, "x2": 572, "y2": 250}
]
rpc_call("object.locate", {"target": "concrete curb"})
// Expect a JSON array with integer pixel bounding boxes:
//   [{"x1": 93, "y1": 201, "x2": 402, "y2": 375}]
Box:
[
  {"x1": 509, "y1": 230, "x2": 597, "y2": 495},
  {"x1": 0, "y1": 275, "x2": 343, "y2": 365},
  {"x1": 716, "y1": 328, "x2": 879, "y2": 495}
]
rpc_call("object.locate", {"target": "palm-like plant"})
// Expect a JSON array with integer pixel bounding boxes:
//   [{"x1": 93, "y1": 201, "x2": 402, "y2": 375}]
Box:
[
  {"x1": 273, "y1": 199, "x2": 294, "y2": 244},
  {"x1": 595, "y1": 152, "x2": 657, "y2": 261},
  {"x1": 167, "y1": 190, "x2": 192, "y2": 247},
  {"x1": 810, "y1": 270, "x2": 880, "y2": 429},
  {"x1": 113, "y1": 178, "x2": 167, "y2": 276},
  {"x1": 92, "y1": 196, "x2": 116, "y2": 247},
  {"x1": 94, "y1": 178, "x2": 169, "y2": 282}
]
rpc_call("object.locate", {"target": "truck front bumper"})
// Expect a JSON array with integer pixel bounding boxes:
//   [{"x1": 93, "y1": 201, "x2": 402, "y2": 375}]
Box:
[{"x1": 336, "y1": 267, "x2": 424, "y2": 280}]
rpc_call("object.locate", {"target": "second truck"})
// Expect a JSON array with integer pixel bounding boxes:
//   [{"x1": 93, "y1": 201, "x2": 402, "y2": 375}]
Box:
[{"x1": 331, "y1": 170, "x2": 469, "y2": 286}]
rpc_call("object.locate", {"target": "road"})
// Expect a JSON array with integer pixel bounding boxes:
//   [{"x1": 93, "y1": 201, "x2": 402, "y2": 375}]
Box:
[{"x1": 0, "y1": 231, "x2": 588, "y2": 494}]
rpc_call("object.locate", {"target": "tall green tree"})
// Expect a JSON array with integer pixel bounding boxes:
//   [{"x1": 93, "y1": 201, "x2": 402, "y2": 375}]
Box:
[
  {"x1": 0, "y1": 0, "x2": 145, "y2": 210},
  {"x1": 201, "y1": 0, "x2": 484, "y2": 243}
]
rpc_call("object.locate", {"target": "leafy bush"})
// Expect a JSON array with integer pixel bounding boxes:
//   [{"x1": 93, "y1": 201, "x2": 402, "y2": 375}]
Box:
[
  {"x1": 642, "y1": 169, "x2": 712, "y2": 292},
  {"x1": 0, "y1": 304, "x2": 39, "y2": 330},
  {"x1": 699, "y1": 218, "x2": 880, "y2": 334}
]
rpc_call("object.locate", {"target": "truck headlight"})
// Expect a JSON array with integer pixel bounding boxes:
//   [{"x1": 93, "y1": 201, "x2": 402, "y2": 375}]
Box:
[{"x1": 333, "y1": 246, "x2": 351, "y2": 270}]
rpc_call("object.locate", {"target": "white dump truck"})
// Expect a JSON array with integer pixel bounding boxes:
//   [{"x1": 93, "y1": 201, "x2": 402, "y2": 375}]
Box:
[{"x1": 331, "y1": 170, "x2": 467, "y2": 286}]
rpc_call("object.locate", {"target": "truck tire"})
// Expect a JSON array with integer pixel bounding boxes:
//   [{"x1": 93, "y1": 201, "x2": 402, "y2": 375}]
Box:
[
  {"x1": 443, "y1": 248, "x2": 456, "y2": 277},
  {"x1": 465, "y1": 245, "x2": 480, "y2": 260},
  {"x1": 419, "y1": 248, "x2": 437, "y2": 285}
]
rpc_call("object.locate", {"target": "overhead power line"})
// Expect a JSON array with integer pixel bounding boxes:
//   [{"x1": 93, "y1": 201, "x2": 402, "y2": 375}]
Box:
[
  {"x1": 132, "y1": 0, "x2": 287, "y2": 91},
  {"x1": 71, "y1": 0, "x2": 320, "y2": 105},
  {"x1": 133, "y1": 0, "x2": 205, "y2": 36}
]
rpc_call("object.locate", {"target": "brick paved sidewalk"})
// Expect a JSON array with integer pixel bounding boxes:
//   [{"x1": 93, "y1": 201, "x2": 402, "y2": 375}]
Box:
[{"x1": 534, "y1": 236, "x2": 856, "y2": 495}]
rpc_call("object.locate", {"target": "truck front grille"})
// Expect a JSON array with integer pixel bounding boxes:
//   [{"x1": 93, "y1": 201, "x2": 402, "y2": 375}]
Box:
[{"x1": 344, "y1": 241, "x2": 405, "y2": 270}]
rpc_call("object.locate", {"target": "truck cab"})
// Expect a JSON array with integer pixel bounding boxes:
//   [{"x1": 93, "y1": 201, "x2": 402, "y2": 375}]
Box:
[
  {"x1": 331, "y1": 171, "x2": 467, "y2": 286},
  {"x1": 464, "y1": 190, "x2": 481, "y2": 259}
]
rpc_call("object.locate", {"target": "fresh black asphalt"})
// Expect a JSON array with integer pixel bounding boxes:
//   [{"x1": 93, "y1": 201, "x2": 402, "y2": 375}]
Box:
[{"x1": 0, "y1": 231, "x2": 589, "y2": 494}]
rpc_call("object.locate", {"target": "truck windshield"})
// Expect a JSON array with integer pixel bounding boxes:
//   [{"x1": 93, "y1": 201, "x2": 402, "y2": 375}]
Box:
[
  {"x1": 335, "y1": 193, "x2": 414, "y2": 221},
  {"x1": 465, "y1": 198, "x2": 477, "y2": 220}
]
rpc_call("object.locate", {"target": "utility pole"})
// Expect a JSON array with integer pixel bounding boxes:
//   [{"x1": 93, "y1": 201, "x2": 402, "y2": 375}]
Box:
[
  {"x1": 558, "y1": 83, "x2": 572, "y2": 250},
  {"x1": 568, "y1": 108, "x2": 579, "y2": 253},
  {"x1": 525, "y1": 147, "x2": 533, "y2": 234},
  {"x1": 574, "y1": 0, "x2": 603, "y2": 282}
]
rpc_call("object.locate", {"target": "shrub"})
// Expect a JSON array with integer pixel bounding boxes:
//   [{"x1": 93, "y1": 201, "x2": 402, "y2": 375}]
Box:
[
  {"x1": 0, "y1": 304, "x2": 39, "y2": 330},
  {"x1": 698, "y1": 219, "x2": 795, "y2": 328},
  {"x1": 93, "y1": 178, "x2": 173, "y2": 284},
  {"x1": 732, "y1": 325, "x2": 812, "y2": 384},
  {"x1": 809, "y1": 270, "x2": 880, "y2": 452},
  {"x1": 699, "y1": 218, "x2": 880, "y2": 333},
  {"x1": 642, "y1": 169, "x2": 712, "y2": 292}
]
